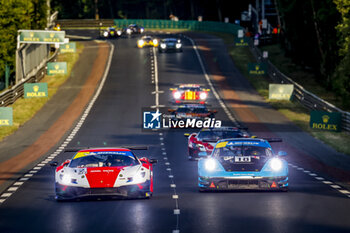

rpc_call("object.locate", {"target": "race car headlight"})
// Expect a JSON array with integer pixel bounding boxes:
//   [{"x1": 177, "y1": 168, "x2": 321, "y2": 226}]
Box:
[
  {"x1": 176, "y1": 43, "x2": 182, "y2": 49},
  {"x1": 140, "y1": 28, "x2": 144, "y2": 33},
  {"x1": 103, "y1": 31, "x2": 108, "y2": 37},
  {"x1": 117, "y1": 30, "x2": 122, "y2": 36},
  {"x1": 153, "y1": 39, "x2": 158, "y2": 45},
  {"x1": 270, "y1": 158, "x2": 283, "y2": 171},
  {"x1": 133, "y1": 172, "x2": 146, "y2": 183},
  {"x1": 126, "y1": 28, "x2": 132, "y2": 34},
  {"x1": 160, "y1": 43, "x2": 166, "y2": 49},
  {"x1": 61, "y1": 174, "x2": 72, "y2": 185},
  {"x1": 199, "y1": 92, "x2": 207, "y2": 100},
  {"x1": 138, "y1": 40, "x2": 144, "y2": 46},
  {"x1": 173, "y1": 91, "x2": 181, "y2": 99},
  {"x1": 205, "y1": 158, "x2": 216, "y2": 171}
]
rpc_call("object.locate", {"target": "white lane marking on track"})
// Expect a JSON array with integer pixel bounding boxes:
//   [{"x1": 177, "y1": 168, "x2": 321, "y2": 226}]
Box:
[
  {"x1": 322, "y1": 181, "x2": 333, "y2": 184},
  {"x1": 185, "y1": 35, "x2": 238, "y2": 126},
  {"x1": 13, "y1": 182, "x2": 23, "y2": 186},
  {"x1": 0, "y1": 199, "x2": 5, "y2": 203},
  {"x1": 8, "y1": 187, "x2": 18, "y2": 192},
  {"x1": 315, "y1": 177, "x2": 325, "y2": 181},
  {"x1": 339, "y1": 190, "x2": 350, "y2": 194},
  {"x1": 331, "y1": 185, "x2": 341, "y2": 189},
  {"x1": 1, "y1": 193, "x2": 12, "y2": 198},
  {"x1": 0, "y1": 42, "x2": 115, "y2": 205}
]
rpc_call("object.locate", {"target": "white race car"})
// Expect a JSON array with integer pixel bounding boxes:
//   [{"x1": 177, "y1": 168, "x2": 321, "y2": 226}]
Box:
[{"x1": 51, "y1": 147, "x2": 157, "y2": 201}]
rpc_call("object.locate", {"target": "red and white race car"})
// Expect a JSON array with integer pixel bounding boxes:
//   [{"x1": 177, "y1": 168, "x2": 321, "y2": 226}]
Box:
[
  {"x1": 51, "y1": 147, "x2": 157, "y2": 201},
  {"x1": 184, "y1": 127, "x2": 249, "y2": 160},
  {"x1": 170, "y1": 84, "x2": 210, "y2": 104}
]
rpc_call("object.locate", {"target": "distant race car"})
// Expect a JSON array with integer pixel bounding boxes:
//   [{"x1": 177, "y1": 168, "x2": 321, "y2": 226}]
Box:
[
  {"x1": 170, "y1": 84, "x2": 210, "y2": 104},
  {"x1": 137, "y1": 35, "x2": 158, "y2": 48},
  {"x1": 51, "y1": 147, "x2": 157, "y2": 201},
  {"x1": 100, "y1": 26, "x2": 119, "y2": 38},
  {"x1": 168, "y1": 104, "x2": 217, "y2": 120},
  {"x1": 159, "y1": 38, "x2": 183, "y2": 52},
  {"x1": 184, "y1": 127, "x2": 248, "y2": 160},
  {"x1": 126, "y1": 24, "x2": 144, "y2": 35},
  {"x1": 198, "y1": 138, "x2": 288, "y2": 191}
]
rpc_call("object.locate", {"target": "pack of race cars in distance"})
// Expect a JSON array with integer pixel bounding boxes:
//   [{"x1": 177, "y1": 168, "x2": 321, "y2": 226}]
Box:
[
  {"x1": 198, "y1": 138, "x2": 288, "y2": 191},
  {"x1": 100, "y1": 24, "x2": 144, "y2": 39},
  {"x1": 51, "y1": 147, "x2": 157, "y2": 201},
  {"x1": 170, "y1": 84, "x2": 210, "y2": 104},
  {"x1": 184, "y1": 127, "x2": 249, "y2": 160}
]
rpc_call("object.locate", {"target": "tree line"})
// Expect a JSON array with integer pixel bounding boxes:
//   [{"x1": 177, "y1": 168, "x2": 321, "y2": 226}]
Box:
[
  {"x1": 0, "y1": 0, "x2": 47, "y2": 88},
  {"x1": 276, "y1": 0, "x2": 350, "y2": 108}
]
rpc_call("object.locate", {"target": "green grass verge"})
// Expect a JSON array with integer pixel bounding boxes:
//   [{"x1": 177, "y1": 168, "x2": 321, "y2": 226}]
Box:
[
  {"x1": 203, "y1": 31, "x2": 350, "y2": 155},
  {"x1": 0, "y1": 43, "x2": 84, "y2": 141}
]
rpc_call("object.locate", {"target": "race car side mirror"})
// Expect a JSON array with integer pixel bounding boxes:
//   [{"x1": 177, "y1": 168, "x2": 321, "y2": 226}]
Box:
[
  {"x1": 277, "y1": 151, "x2": 287, "y2": 156},
  {"x1": 50, "y1": 161, "x2": 58, "y2": 167},
  {"x1": 149, "y1": 159, "x2": 158, "y2": 164}
]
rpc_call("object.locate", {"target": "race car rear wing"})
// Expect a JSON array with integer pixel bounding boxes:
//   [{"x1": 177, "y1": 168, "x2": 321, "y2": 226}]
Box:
[{"x1": 64, "y1": 146, "x2": 149, "y2": 152}]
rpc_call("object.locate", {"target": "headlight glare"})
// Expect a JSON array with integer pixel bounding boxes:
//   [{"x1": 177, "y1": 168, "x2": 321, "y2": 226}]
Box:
[
  {"x1": 160, "y1": 43, "x2": 166, "y2": 49},
  {"x1": 138, "y1": 40, "x2": 144, "y2": 46},
  {"x1": 270, "y1": 158, "x2": 282, "y2": 171},
  {"x1": 103, "y1": 31, "x2": 108, "y2": 37},
  {"x1": 205, "y1": 159, "x2": 216, "y2": 171},
  {"x1": 199, "y1": 92, "x2": 207, "y2": 100},
  {"x1": 61, "y1": 174, "x2": 71, "y2": 185},
  {"x1": 176, "y1": 43, "x2": 182, "y2": 49},
  {"x1": 173, "y1": 91, "x2": 181, "y2": 99}
]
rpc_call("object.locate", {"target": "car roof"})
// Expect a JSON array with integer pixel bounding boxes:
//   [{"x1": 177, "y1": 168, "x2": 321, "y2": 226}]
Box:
[{"x1": 179, "y1": 84, "x2": 201, "y2": 88}]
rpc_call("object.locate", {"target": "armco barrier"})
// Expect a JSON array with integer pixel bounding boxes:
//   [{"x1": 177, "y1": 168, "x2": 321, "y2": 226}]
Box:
[
  {"x1": 0, "y1": 49, "x2": 58, "y2": 107},
  {"x1": 249, "y1": 41, "x2": 350, "y2": 132}
]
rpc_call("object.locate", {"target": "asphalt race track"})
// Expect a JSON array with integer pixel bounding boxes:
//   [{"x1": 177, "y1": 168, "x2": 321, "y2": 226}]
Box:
[{"x1": 0, "y1": 30, "x2": 350, "y2": 233}]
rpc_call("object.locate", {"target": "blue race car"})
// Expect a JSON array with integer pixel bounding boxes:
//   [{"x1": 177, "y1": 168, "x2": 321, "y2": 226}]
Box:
[{"x1": 198, "y1": 138, "x2": 288, "y2": 191}]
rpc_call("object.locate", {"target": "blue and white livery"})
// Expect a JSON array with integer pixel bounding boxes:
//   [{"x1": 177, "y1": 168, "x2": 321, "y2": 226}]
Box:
[{"x1": 198, "y1": 138, "x2": 288, "y2": 191}]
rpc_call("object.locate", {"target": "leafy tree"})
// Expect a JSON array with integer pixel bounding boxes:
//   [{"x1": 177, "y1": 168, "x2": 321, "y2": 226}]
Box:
[
  {"x1": 0, "y1": 0, "x2": 47, "y2": 86},
  {"x1": 333, "y1": 0, "x2": 350, "y2": 107}
]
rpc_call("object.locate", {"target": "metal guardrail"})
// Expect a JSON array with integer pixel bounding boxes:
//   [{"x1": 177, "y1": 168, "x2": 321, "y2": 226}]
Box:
[
  {"x1": 249, "y1": 42, "x2": 350, "y2": 132},
  {"x1": 0, "y1": 49, "x2": 58, "y2": 107}
]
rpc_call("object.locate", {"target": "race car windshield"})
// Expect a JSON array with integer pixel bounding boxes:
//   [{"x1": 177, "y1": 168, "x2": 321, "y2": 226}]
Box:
[
  {"x1": 69, "y1": 151, "x2": 139, "y2": 168},
  {"x1": 213, "y1": 146, "x2": 272, "y2": 158},
  {"x1": 198, "y1": 131, "x2": 242, "y2": 141}
]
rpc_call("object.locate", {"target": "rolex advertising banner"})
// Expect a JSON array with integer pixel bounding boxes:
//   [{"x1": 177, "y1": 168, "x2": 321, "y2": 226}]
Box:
[
  {"x1": 59, "y1": 42, "x2": 76, "y2": 53},
  {"x1": 24, "y1": 83, "x2": 48, "y2": 98},
  {"x1": 19, "y1": 30, "x2": 65, "y2": 44},
  {"x1": 0, "y1": 107, "x2": 13, "y2": 126},
  {"x1": 248, "y1": 63, "x2": 267, "y2": 75},
  {"x1": 47, "y1": 62, "x2": 67, "y2": 75},
  {"x1": 269, "y1": 84, "x2": 294, "y2": 100},
  {"x1": 234, "y1": 37, "x2": 249, "y2": 47},
  {"x1": 309, "y1": 111, "x2": 342, "y2": 132}
]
